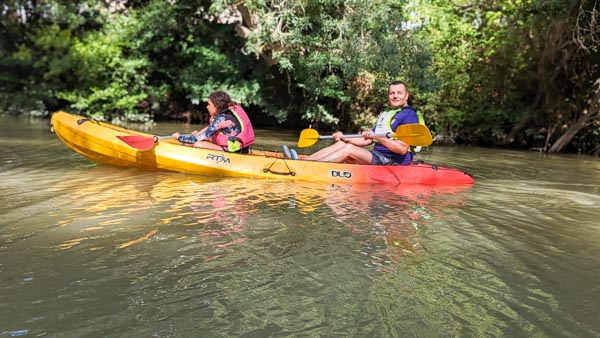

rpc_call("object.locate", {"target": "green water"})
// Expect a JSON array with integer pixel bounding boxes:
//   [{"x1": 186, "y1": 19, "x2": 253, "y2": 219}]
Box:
[{"x1": 1, "y1": 115, "x2": 599, "y2": 337}]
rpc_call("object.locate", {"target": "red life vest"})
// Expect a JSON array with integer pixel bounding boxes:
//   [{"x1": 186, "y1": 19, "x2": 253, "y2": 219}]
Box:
[{"x1": 212, "y1": 104, "x2": 255, "y2": 149}]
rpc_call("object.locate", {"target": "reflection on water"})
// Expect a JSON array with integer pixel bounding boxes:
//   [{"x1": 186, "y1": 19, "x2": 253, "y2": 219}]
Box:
[{"x1": 1, "y1": 115, "x2": 600, "y2": 337}]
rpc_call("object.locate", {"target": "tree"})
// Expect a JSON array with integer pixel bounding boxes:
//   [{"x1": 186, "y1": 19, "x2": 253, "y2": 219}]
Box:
[
  {"x1": 546, "y1": 1, "x2": 599, "y2": 152},
  {"x1": 2, "y1": 0, "x2": 597, "y2": 152},
  {"x1": 209, "y1": 0, "x2": 433, "y2": 130},
  {"x1": 411, "y1": 0, "x2": 599, "y2": 152}
]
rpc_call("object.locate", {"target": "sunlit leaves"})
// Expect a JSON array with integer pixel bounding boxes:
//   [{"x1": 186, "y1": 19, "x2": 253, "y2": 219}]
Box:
[
  {"x1": 2, "y1": 0, "x2": 596, "y2": 152},
  {"x1": 231, "y1": 0, "x2": 427, "y2": 128},
  {"x1": 407, "y1": 0, "x2": 599, "y2": 152}
]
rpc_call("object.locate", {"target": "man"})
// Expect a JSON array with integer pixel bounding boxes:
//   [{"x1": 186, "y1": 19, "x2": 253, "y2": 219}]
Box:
[{"x1": 305, "y1": 81, "x2": 419, "y2": 165}]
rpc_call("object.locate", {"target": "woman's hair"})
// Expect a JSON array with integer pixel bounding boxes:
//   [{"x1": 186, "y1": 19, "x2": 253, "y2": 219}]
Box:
[{"x1": 208, "y1": 91, "x2": 233, "y2": 112}]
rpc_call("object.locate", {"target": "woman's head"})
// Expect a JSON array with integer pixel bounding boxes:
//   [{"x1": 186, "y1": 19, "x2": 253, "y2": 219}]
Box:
[{"x1": 207, "y1": 91, "x2": 233, "y2": 115}]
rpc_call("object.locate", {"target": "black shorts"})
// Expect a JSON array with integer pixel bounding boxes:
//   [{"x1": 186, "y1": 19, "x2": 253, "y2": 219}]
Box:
[{"x1": 371, "y1": 150, "x2": 397, "y2": 165}]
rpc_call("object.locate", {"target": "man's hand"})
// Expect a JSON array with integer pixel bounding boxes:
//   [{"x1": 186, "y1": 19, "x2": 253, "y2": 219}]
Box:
[{"x1": 332, "y1": 131, "x2": 345, "y2": 141}]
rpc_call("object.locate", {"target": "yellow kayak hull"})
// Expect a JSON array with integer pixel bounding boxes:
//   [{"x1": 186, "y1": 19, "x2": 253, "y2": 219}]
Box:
[{"x1": 51, "y1": 111, "x2": 474, "y2": 185}]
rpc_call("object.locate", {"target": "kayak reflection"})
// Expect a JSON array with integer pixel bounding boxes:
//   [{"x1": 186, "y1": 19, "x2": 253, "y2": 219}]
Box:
[
  {"x1": 151, "y1": 177, "x2": 473, "y2": 263},
  {"x1": 48, "y1": 166, "x2": 471, "y2": 265},
  {"x1": 323, "y1": 183, "x2": 472, "y2": 263}
]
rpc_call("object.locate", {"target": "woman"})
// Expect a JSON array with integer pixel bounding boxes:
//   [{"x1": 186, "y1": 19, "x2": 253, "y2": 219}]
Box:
[{"x1": 173, "y1": 91, "x2": 254, "y2": 153}]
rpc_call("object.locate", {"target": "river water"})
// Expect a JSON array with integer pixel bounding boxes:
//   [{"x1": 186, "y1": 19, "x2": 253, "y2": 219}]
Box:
[{"x1": 1, "y1": 115, "x2": 599, "y2": 337}]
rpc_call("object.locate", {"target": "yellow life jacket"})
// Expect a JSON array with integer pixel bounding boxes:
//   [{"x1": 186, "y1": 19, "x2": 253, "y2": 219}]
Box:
[
  {"x1": 413, "y1": 110, "x2": 425, "y2": 152},
  {"x1": 373, "y1": 107, "x2": 426, "y2": 152}
]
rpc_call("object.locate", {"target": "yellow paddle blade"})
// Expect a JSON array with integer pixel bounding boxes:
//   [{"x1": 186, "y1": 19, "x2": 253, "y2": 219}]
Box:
[
  {"x1": 297, "y1": 128, "x2": 320, "y2": 148},
  {"x1": 392, "y1": 124, "x2": 433, "y2": 146}
]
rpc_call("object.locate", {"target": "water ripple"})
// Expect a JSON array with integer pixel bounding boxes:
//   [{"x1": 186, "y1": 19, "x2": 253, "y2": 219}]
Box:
[{"x1": 2, "y1": 116, "x2": 600, "y2": 336}]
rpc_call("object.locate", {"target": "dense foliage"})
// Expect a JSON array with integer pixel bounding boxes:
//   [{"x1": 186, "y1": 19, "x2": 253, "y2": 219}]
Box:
[
  {"x1": 411, "y1": 0, "x2": 600, "y2": 152},
  {"x1": 1, "y1": 0, "x2": 598, "y2": 153}
]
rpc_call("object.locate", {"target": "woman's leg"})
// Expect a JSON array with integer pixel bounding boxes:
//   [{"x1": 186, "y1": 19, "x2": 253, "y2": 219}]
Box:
[{"x1": 194, "y1": 141, "x2": 225, "y2": 151}]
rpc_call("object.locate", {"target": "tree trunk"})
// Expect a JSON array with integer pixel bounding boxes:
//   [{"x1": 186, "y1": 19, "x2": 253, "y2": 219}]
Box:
[{"x1": 548, "y1": 77, "x2": 600, "y2": 152}]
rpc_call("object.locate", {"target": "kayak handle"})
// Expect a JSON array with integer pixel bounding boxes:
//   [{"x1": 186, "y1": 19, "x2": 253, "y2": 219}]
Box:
[{"x1": 263, "y1": 168, "x2": 296, "y2": 176}]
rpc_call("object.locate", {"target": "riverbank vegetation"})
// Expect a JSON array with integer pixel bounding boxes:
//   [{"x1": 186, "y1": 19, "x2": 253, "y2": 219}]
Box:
[{"x1": 1, "y1": 0, "x2": 598, "y2": 153}]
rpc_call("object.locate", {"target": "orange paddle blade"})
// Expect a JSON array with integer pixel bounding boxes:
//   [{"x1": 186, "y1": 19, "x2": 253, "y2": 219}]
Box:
[{"x1": 116, "y1": 135, "x2": 157, "y2": 150}]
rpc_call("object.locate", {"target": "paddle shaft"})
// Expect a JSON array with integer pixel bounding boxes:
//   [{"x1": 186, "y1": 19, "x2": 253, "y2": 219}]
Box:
[
  {"x1": 318, "y1": 132, "x2": 392, "y2": 141},
  {"x1": 297, "y1": 124, "x2": 432, "y2": 148},
  {"x1": 117, "y1": 134, "x2": 192, "y2": 150},
  {"x1": 151, "y1": 134, "x2": 194, "y2": 142},
  {"x1": 155, "y1": 135, "x2": 177, "y2": 141}
]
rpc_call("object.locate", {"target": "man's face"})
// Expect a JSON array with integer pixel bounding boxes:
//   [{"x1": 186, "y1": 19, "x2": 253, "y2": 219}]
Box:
[{"x1": 388, "y1": 83, "x2": 409, "y2": 109}]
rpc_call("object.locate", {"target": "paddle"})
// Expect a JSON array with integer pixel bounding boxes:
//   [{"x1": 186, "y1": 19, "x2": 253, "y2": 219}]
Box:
[
  {"x1": 117, "y1": 134, "x2": 181, "y2": 150},
  {"x1": 297, "y1": 123, "x2": 433, "y2": 148}
]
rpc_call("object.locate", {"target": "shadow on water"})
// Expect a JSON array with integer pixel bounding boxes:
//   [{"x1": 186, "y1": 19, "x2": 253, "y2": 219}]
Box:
[{"x1": 1, "y1": 115, "x2": 600, "y2": 337}]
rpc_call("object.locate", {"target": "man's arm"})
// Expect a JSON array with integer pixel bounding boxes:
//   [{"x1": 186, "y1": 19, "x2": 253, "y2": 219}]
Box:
[{"x1": 373, "y1": 137, "x2": 410, "y2": 154}]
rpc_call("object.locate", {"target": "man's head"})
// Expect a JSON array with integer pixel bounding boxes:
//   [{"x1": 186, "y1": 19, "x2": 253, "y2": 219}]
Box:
[{"x1": 388, "y1": 81, "x2": 409, "y2": 109}]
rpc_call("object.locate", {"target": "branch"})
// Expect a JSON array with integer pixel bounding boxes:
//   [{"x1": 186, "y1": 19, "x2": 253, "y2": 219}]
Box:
[
  {"x1": 236, "y1": 3, "x2": 253, "y2": 29},
  {"x1": 234, "y1": 23, "x2": 251, "y2": 39},
  {"x1": 573, "y1": 0, "x2": 600, "y2": 53},
  {"x1": 448, "y1": 0, "x2": 474, "y2": 10}
]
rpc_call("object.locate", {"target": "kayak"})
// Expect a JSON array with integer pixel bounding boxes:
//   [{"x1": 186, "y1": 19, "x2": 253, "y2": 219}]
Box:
[{"x1": 51, "y1": 111, "x2": 474, "y2": 185}]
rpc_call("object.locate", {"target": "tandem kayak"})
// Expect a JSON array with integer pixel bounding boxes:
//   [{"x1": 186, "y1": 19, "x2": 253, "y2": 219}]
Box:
[{"x1": 51, "y1": 111, "x2": 474, "y2": 185}]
